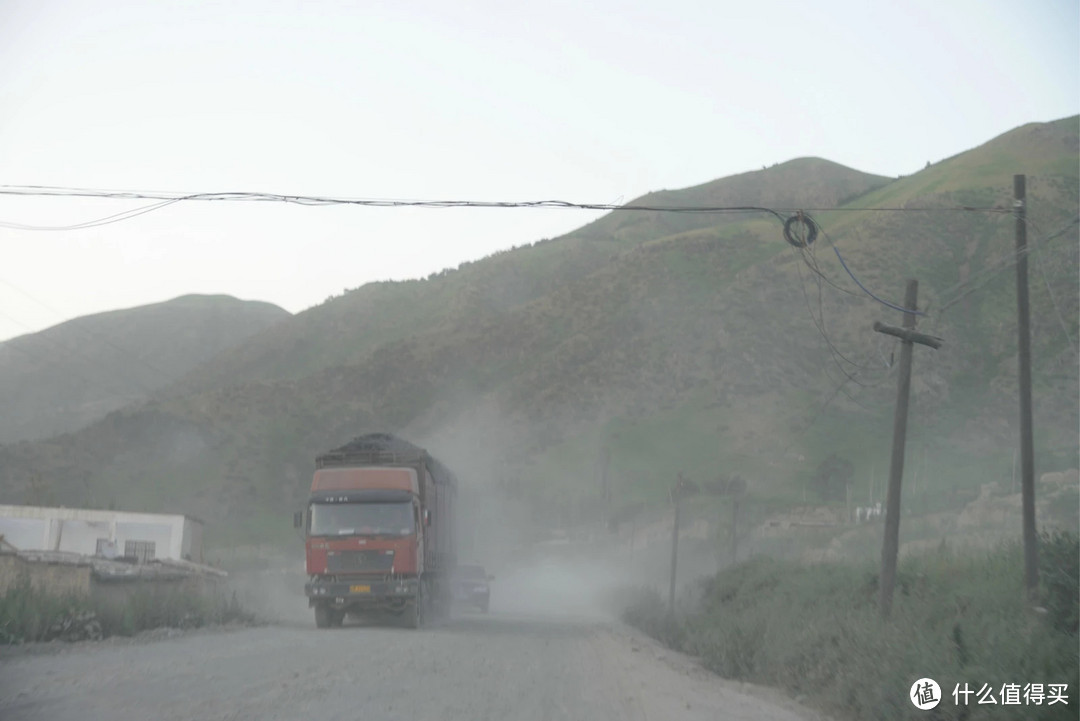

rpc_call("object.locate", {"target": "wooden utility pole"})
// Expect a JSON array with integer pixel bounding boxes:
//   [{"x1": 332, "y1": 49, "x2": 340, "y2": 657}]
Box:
[
  {"x1": 729, "y1": 497, "x2": 739, "y2": 565},
  {"x1": 667, "y1": 472, "x2": 699, "y2": 614},
  {"x1": 668, "y1": 473, "x2": 684, "y2": 615},
  {"x1": 598, "y1": 445, "x2": 611, "y2": 530},
  {"x1": 874, "y1": 280, "x2": 943, "y2": 618},
  {"x1": 1014, "y1": 174, "x2": 1039, "y2": 596}
]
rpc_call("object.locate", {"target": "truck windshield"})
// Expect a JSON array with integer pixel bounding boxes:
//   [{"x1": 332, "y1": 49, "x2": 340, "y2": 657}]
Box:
[{"x1": 309, "y1": 502, "x2": 415, "y2": 537}]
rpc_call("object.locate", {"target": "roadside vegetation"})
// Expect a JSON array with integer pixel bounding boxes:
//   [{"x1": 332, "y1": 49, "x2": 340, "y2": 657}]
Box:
[
  {"x1": 624, "y1": 531, "x2": 1079, "y2": 721},
  {"x1": 0, "y1": 580, "x2": 254, "y2": 644}
]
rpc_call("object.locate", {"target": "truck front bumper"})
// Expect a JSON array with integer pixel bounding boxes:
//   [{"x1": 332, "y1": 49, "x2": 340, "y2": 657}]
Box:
[{"x1": 305, "y1": 577, "x2": 418, "y2": 607}]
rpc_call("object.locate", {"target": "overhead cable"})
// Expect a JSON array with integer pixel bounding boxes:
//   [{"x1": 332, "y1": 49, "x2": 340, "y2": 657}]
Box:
[
  {"x1": 0, "y1": 184, "x2": 1011, "y2": 232},
  {"x1": 831, "y1": 245, "x2": 927, "y2": 316}
]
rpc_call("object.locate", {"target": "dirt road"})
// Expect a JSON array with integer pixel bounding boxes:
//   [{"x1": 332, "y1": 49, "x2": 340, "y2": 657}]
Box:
[{"x1": 0, "y1": 612, "x2": 823, "y2": 721}]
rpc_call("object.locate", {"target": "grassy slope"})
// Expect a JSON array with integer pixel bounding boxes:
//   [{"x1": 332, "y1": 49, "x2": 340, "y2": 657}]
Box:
[
  {"x1": 505, "y1": 119, "x2": 1079, "y2": 525},
  {"x1": 175, "y1": 159, "x2": 892, "y2": 392},
  {"x1": 0, "y1": 118, "x2": 1075, "y2": 549},
  {"x1": 0, "y1": 295, "x2": 289, "y2": 444}
]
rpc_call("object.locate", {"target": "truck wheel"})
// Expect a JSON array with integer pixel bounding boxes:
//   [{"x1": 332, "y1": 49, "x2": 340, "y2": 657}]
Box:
[
  {"x1": 404, "y1": 591, "x2": 422, "y2": 629},
  {"x1": 314, "y1": 605, "x2": 332, "y2": 629}
]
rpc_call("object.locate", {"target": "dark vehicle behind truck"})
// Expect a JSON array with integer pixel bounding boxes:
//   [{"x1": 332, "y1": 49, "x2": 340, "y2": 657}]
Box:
[
  {"x1": 452, "y1": 563, "x2": 492, "y2": 613},
  {"x1": 295, "y1": 433, "x2": 457, "y2": 628}
]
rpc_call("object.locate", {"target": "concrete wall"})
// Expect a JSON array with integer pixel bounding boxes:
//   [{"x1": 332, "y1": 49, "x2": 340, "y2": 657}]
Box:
[
  {"x1": 92, "y1": 574, "x2": 213, "y2": 611},
  {"x1": 0, "y1": 551, "x2": 221, "y2": 625},
  {"x1": 0, "y1": 552, "x2": 93, "y2": 596}
]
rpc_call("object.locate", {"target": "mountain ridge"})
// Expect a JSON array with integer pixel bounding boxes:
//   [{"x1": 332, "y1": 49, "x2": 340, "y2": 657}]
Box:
[
  {"x1": 0, "y1": 294, "x2": 289, "y2": 444},
  {"x1": 0, "y1": 118, "x2": 1075, "y2": 548},
  {"x1": 174, "y1": 157, "x2": 892, "y2": 394}
]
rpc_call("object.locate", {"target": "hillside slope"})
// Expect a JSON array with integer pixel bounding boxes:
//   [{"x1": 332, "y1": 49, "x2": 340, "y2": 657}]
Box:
[
  {"x1": 0, "y1": 295, "x2": 289, "y2": 443},
  {"x1": 175, "y1": 159, "x2": 891, "y2": 392},
  {"x1": 0, "y1": 118, "x2": 1075, "y2": 548}
]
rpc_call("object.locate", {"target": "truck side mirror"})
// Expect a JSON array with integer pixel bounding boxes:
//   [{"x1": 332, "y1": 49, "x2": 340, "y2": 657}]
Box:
[
  {"x1": 423, "y1": 509, "x2": 431, "y2": 527},
  {"x1": 293, "y1": 511, "x2": 303, "y2": 529}
]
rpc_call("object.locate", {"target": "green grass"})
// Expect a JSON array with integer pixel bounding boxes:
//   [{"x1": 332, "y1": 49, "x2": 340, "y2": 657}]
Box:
[
  {"x1": 625, "y1": 532, "x2": 1079, "y2": 721},
  {"x1": 0, "y1": 576, "x2": 253, "y2": 644}
]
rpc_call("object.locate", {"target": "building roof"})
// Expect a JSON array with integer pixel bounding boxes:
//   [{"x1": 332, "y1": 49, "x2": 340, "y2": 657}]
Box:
[
  {"x1": 6, "y1": 549, "x2": 226, "y2": 580},
  {"x1": 0, "y1": 504, "x2": 203, "y2": 525}
]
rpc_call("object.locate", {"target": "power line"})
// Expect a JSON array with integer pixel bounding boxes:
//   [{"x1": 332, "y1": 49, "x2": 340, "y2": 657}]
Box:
[
  {"x1": 940, "y1": 214, "x2": 1076, "y2": 301},
  {"x1": 832, "y1": 245, "x2": 927, "y2": 316},
  {"x1": 0, "y1": 184, "x2": 1012, "y2": 232},
  {"x1": 935, "y1": 216, "x2": 1079, "y2": 314},
  {"x1": 792, "y1": 211, "x2": 926, "y2": 316},
  {"x1": 789, "y1": 217, "x2": 862, "y2": 298},
  {"x1": 787, "y1": 215, "x2": 904, "y2": 378},
  {"x1": 0, "y1": 199, "x2": 182, "y2": 231},
  {"x1": 1024, "y1": 216, "x2": 1079, "y2": 360},
  {"x1": 791, "y1": 245, "x2": 873, "y2": 386}
]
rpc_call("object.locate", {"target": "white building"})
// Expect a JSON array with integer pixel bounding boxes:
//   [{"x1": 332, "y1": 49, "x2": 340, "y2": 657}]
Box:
[{"x1": 0, "y1": 505, "x2": 203, "y2": 563}]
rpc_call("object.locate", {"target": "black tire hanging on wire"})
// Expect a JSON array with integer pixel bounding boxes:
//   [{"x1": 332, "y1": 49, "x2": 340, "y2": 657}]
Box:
[{"x1": 783, "y1": 214, "x2": 818, "y2": 248}]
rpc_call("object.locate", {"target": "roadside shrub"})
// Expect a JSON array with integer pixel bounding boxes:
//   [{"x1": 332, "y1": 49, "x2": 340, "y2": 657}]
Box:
[
  {"x1": 621, "y1": 585, "x2": 685, "y2": 649},
  {"x1": 1038, "y1": 530, "x2": 1079, "y2": 634},
  {"x1": 625, "y1": 542, "x2": 1079, "y2": 721},
  {"x1": 1, "y1": 577, "x2": 255, "y2": 644},
  {"x1": 97, "y1": 585, "x2": 255, "y2": 637},
  {"x1": 0, "y1": 576, "x2": 94, "y2": 643}
]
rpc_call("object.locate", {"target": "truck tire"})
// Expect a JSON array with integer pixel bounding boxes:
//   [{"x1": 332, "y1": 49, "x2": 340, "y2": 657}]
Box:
[
  {"x1": 404, "y1": 590, "x2": 422, "y2": 629},
  {"x1": 314, "y1": 605, "x2": 332, "y2": 629}
]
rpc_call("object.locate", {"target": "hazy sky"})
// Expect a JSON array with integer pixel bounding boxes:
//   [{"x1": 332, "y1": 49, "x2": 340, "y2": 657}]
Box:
[{"x1": 0, "y1": 0, "x2": 1076, "y2": 341}]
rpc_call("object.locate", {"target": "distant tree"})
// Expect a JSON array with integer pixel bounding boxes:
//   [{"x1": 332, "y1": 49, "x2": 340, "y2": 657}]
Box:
[{"x1": 811, "y1": 453, "x2": 853, "y2": 502}]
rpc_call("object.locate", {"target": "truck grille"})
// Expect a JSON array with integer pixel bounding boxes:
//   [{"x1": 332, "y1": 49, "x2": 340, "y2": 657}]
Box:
[{"x1": 326, "y1": 549, "x2": 395, "y2": 574}]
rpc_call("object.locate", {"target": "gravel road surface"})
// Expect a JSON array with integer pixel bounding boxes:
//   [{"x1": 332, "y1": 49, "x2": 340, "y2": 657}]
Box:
[{"x1": 1, "y1": 611, "x2": 824, "y2": 721}]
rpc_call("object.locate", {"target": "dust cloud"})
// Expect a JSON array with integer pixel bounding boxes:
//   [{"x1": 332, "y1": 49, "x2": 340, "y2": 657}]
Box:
[
  {"x1": 226, "y1": 402, "x2": 726, "y2": 628},
  {"x1": 223, "y1": 553, "x2": 312, "y2": 626}
]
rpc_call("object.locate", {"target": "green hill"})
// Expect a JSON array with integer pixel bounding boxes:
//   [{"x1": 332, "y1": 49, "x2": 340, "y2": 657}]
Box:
[
  {"x1": 0, "y1": 295, "x2": 289, "y2": 443},
  {"x1": 175, "y1": 159, "x2": 891, "y2": 391},
  {"x1": 0, "y1": 118, "x2": 1075, "y2": 550}
]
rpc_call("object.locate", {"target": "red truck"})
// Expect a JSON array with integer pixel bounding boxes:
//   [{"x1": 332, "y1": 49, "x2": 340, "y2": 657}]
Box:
[{"x1": 295, "y1": 433, "x2": 457, "y2": 628}]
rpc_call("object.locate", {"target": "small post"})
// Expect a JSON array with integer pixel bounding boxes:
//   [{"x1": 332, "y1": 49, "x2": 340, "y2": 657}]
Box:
[
  {"x1": 869, "y1": 464, "x2": 875, "y2": 506},
  {"x1": 1014, "y1": 174, "x2": 1039, "y2": 596},
  {"x1": 1012, "y1": 449, "x2": 1018, "y2": 495},
  {"x1": 846, "y1": 482, "x2": 852, "y2": 524},
  {"x1": 875, "y1": 280, "x2": 942, "y2": 618},
  {"x1": 668, "y1": 473, "x2": 683, "y2": 615},
  {"x1": 599, "y1": 445, "x2": 611, "y2": 529},
  {"x1": 729, "y1": 497, "x2": 739, "y2": 565}
]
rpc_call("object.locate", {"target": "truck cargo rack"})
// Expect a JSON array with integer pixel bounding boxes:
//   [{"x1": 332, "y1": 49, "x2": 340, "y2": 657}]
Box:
[
  {"x1": 315, "y1": 433, "x2": 457, "y2": 487},
  {"x1": 315, "y1": 449, "x2": 429, "y2": 469}
]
